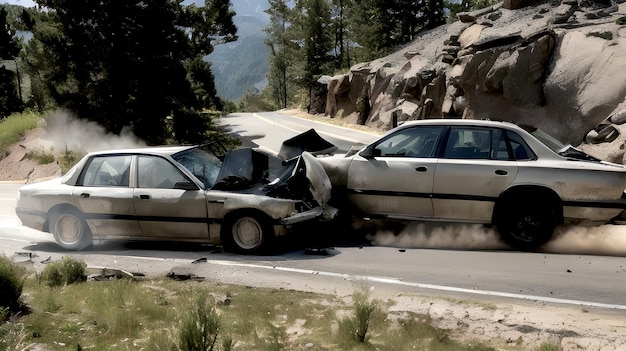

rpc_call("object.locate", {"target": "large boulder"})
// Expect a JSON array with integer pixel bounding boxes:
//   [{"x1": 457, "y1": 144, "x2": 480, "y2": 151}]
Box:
[{"x1": 322, "y1": 0, "x2": 626, "y2": 161}]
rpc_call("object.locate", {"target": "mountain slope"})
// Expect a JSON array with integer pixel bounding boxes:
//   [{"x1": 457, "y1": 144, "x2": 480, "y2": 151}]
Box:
[{"x1": 207, "y1": 0, "x2": 270, "y2": 101}]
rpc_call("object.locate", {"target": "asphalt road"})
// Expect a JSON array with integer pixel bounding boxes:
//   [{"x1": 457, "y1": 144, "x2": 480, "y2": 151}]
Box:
[{"x1": 2, "y1": 112, "x2": 626, "y2": 312}]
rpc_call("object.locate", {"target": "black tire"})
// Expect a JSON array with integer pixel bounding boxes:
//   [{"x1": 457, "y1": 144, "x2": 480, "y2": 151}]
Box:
[
  {"x1": 222, "y1": 211, "x2": 274, "y2": 254},
  {"x1": 50, "y1": 208, "x2": 93, "y2": 251},
  {"x1": 497, "y1": 201, "x2": 556, "y2": 250}
]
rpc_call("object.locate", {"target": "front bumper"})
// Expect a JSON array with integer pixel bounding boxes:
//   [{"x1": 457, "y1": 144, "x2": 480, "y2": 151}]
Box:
[{"x1": 280, "y1": 204, "x2": 339, "y2": 225}]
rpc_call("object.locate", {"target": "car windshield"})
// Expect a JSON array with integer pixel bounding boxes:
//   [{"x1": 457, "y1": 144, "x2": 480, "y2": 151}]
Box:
[{"x1": 172, "y1": 147, "x2": 223, "y2": 188}]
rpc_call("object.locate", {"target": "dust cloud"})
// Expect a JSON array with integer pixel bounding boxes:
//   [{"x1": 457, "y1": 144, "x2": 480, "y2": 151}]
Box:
[
  {"x1": 542, "y1": 224, "x2": 626, "y2": 256},
  {"x1": 368, "y1": 221, "x2": 626, "y2": 256},
  {"x1": 368, "y1": 222, "x2": 508, "y2": 251},
  {"x1": 42, "y1": 110, "x2": 146, "y2": 153}
]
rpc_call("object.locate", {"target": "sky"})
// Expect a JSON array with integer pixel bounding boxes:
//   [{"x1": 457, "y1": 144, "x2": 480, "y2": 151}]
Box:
[
  {"x1": 0, "y1": 0, "x2": 36, "y2": 7},
  {"x1": 0, "y1": 0, "x2": 199, "y2": 6}
]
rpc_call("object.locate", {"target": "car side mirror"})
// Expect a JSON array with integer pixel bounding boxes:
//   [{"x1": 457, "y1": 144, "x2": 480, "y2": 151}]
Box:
[
  {"x1": 359, "y1": 145, "x2": 380, "y2": 159},
  {"x1": 174, "y1": 181, "x2": 199, "y2": 191}
]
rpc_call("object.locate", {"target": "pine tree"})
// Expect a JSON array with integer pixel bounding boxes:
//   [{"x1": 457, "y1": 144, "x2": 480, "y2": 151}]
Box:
[
  {"x1": 0, "y1": 6, "x2": 22, "y2": 118},
  {"x1": 23, "y1": 0, "x2": 237, "y2": 144},
  {"x1": 265, "y1": 0, "x2": 291, "y2": 108}
]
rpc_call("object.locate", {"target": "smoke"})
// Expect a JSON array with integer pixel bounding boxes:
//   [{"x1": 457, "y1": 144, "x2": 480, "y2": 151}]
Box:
[
  {"x1": 368, "y1": 221, "x2": 626, "y2": 256},
  {"x1": 41, "y1": 110, "x2": 146, "y2": 153},
  {"x1": 368, "y1": 222, "x2": 508, "y2": 251},
  {"x1": 542, "y1": 225, "x2": 626, "y2": 256}
]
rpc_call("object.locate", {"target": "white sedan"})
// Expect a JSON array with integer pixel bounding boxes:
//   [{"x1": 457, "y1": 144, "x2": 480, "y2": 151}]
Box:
[{"x1": 317, "y1": 119, "x2": 626, "y2": 249}]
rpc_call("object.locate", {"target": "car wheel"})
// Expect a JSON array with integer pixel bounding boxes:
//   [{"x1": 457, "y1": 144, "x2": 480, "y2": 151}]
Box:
[
  {"x1": 224, "y1": 211, "x2": 274, "y2": 254},
  {"x1": 51, "y1": 209, "x2": 93, "y2": 251},
  {"x1": 498, "y1": 202, "x2": 556, "y2": 250}
]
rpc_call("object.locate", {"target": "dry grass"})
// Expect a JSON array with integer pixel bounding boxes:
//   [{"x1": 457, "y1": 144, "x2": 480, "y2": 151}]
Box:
[{"x1": 0, "y1": 276, "x2": 505, "y2": 351}]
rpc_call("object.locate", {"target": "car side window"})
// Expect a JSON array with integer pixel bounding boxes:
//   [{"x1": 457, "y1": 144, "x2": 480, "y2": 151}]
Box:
[
  {"x1": 506, "y1": 131, "x2": 535, "y2": 160},
  {"x1": 373, "y1": 126, "x2": 442, "y2": 158},
  {"x1": 444, "y1": 127, "x2": 509, "y2": 160},
  {"x1": 137, "y1": 156, "x2": 188, "y2": 189},
  {"x1": 80, "y1": 155, "x2": 131, "y2": 187}
]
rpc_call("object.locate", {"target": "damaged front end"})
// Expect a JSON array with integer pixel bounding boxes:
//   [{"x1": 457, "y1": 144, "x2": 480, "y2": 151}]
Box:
[{"x1": 212, "y1": 144, "x2": 337, "y2": 225}]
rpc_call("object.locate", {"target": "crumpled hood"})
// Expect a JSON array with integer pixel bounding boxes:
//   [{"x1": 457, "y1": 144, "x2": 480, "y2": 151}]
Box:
[{"x1": 211, "y1": 148, "x2": 331, "y2": 206}]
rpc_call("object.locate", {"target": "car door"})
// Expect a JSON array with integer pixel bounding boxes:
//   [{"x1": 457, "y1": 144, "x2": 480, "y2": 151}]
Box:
[
  {"x1": 133, "y1": 155, "x2": 209, "y2": 240},
  {"x1": 346, "y1": 125, "x2": 443, "y2": 219},
  {"x1": 432, "y1": 126, "x2": 519, "y2": 222},
  {"x1": 74, "y1": 154, "x2": 142, "y2": 237}
]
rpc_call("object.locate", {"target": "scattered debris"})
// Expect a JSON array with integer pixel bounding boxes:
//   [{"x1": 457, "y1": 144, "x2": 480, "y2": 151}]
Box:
[
  {"x1": 191, "y1": 257, "x2": 207, "y2": 264},
  {"x1": 304, "y1": 248, "x2": 330, "y2": 256},
  {"x1": 85, "y1": 267, "x2": 145, "y2": 281},
  {"x1": 167, "y1": 271, "x2": 204, "y2": 281}
]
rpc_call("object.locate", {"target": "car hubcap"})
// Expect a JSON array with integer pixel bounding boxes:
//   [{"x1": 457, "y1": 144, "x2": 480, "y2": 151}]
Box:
[
  {"x1": 56, "y1": 214, "x2": 81, "y2": 244},
  {"x1": 512, "y1": 214, "x2": 543, "y2": 242},
  {"x1": 233, "y1": 217, "x2": 262, "y2": 250}
]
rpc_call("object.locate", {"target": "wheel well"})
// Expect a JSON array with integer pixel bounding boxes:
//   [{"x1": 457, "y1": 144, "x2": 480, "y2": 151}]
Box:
[
  {"x1": 492, "y1": 186, "x2": 563, "y2": 226},
  {"x1": 44, "y1": 203, "x2": 81, "y2": 232}
]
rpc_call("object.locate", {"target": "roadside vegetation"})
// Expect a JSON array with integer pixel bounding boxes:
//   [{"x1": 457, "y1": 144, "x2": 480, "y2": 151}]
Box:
[
  {"x1": 0, "y1": 255, "x2": 564, "y2": 351},
  {"x1": 0, "y1": 110, "x2": 40, "y2": 153},
  {"x1": 0, "y1": 110, "x2": 83, "y2": 173}
]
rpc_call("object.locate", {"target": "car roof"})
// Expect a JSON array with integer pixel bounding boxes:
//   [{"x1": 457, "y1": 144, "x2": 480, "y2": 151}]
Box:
[
  {"x1": 85, "y1": 145, "x2": 197, "y2": 157},
  {"x1": 397, "y1": 119, "x2": 518, "y2": 129}
]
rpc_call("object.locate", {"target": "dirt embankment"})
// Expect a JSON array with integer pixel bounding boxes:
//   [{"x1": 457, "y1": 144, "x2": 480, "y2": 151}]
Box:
[{"x1": 0, "y1": 127, "x2": 61, "y2": 183}]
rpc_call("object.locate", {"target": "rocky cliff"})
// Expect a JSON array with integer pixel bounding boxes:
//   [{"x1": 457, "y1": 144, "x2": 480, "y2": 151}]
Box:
[{"x1": 321, "y1": 0, "x2": 626, "y2": 163}]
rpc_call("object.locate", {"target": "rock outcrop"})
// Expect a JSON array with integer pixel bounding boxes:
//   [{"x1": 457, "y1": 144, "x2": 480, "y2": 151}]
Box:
[{"x1": 323, "y1": 0, "x2": 626, "y2": 162}]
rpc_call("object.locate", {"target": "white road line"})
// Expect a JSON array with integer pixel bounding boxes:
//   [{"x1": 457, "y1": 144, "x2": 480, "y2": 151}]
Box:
[{"x1": 203, "y1": 260, "x2": 626, "y2": 311}]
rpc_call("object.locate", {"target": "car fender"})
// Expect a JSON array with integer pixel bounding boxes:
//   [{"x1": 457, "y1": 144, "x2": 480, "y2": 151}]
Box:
[{"x1": 221, "y1": 195, "x2": 300, "y2": 221}]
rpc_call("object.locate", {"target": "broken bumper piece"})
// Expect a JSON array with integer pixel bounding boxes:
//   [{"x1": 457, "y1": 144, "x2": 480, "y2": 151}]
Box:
[{"x1": 280, "y1": 204, "x2": 339, "y2": 225}]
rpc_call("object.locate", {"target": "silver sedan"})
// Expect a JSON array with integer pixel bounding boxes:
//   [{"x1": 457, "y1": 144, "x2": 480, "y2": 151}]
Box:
[
  {"x1": 317, "y1": 119, "x2": 626, "y2": 249},
  {"x1": 16, "y1": 145, "x2": 335, "y2": 254}
]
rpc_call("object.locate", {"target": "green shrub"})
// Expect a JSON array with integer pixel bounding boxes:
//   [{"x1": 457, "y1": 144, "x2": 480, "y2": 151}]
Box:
[
  {"x1": 40, "y1": 256, "x2": 87, "y2": 287},
  {"x1": 339, "y1": 290, "x2": 381, "y2": 344},
  {"x1": 179, "y1": 291, "x2": 222, "y2": 351},
  {"x1": 40, "y1": 262, "x2": 64, "y2": 287},
  {"x1": 587, "y1": 31, "x2": 613, "y2": 40},
  {"x1": 24, "y1": 149, "x2": 55, "y2": 164},
  {"x1": 0, "y1": 255, "x2": 26, "y2": 319},
  {"x1": 616, "y1": 16, "x2": 626, "y2": 25},
  {"x1": 60, "y1": 144, "x2": 80, "y2": 174}
]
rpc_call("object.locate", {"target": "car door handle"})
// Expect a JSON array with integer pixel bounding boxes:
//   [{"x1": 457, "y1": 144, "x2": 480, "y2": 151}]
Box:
[
  {"x1": 139, "y1": 194, "x2": 150, "y2": 200},
  {"x1": 495, "y1": 169, "x2": 508, "y2": 175},
  {"x1": 80, "y1": 193, "x2": 90, "y2": 198},
  {"x1": 415, "y1": 166, "x2": 428, "y2": 172}
]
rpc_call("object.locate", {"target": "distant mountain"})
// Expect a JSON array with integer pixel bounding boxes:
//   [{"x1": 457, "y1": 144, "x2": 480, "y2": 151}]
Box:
[{"x1": 207, "y1": 0, "x2": 270, "y2": 101}]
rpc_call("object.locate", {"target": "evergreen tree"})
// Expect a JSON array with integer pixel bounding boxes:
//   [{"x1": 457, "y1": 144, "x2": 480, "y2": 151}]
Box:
[
  {"x1": 330, "y1": 0, "x2": 351, "y2": 69},
  {"x1": 0, "y1": 6, "x2": 22, "y2": 118},
  {"x1": 294, "y1": 0, "x2": 333, "y2": 97},
  {"x1": 23, "y1": 0, "x2": 236, "y2": 145},
  {"x1": 264, "y1": 0, "x2": 291, "y2": 109},
  {"x1": 263, "y1": 0, "x2": 446, "y2": 109}
]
